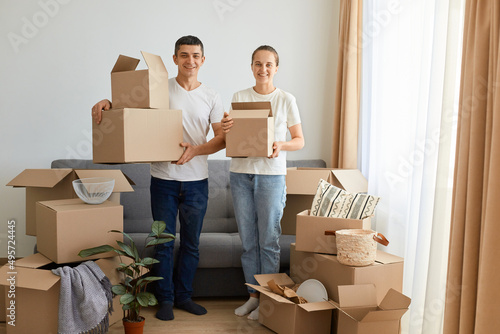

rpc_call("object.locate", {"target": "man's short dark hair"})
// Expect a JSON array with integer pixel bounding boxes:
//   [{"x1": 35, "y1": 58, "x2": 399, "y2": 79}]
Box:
[{"x1": 175, "y1": 35, "x2": 204, "y2": 56}]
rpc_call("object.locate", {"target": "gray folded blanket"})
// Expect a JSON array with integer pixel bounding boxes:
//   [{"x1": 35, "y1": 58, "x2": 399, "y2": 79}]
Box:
[{"x1": 52, "y1": 261, "x2": 114, "y2": 334}]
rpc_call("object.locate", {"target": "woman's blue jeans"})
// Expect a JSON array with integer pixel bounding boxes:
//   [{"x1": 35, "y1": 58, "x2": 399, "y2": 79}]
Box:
[
  {"x1": 150, "y1": 176, "x2": 208, "y2": 304},
  {"x1": 230, "y1": 172, "x2": 286, "y2": 294}
]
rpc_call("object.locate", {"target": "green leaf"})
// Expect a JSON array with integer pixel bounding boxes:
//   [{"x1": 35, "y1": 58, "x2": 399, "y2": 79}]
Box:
[
  {"x1": 120, "y1": 293, "x2": 135, "y2": 305},
  {"x1": 136, "y1": 292, "x2": 158, "y2": 307},
  {"x1": 112, "y1": 285, "x2": 127, "y2": 295},
  {"x1": 149, "y1": 221, "x2": 166, "y2": 237},
  {"x1": 117, "y1": 241, "x2": 138, "y2": 261},
  {"x1": 78, "y1": 245, "x2": 115, "y2": 258},
  {"x1": 139, "y1": 257, "x2": 159, "y2": 266},
  {"x1": 146, "y1": 237, "x2": 174, "y2": 248}
]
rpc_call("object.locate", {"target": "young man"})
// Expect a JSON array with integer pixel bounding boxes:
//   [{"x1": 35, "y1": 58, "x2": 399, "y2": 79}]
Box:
[{"x1": 91, "y1": 36, "x2": 225, "y2": 321}]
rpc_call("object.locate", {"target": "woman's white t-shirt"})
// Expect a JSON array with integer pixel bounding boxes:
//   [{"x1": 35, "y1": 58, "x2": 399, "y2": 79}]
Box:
[
  {"x1": 230, "y1": 87, "x2": 301, "y2": 175},
  {"x1": 150, "y1": 78, "x2": 224, "y2": 181}
]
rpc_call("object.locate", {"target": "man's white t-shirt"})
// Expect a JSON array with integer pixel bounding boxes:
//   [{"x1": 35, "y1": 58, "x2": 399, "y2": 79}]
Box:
[
  {"x1": 230, "y1": 87, "x2": 301, "y2": 175},
  {"x1": 150, "y1": 77, "x2": 224, "y2": 181}
]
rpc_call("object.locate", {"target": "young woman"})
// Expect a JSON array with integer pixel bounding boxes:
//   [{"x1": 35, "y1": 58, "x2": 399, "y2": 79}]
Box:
[{"x1": 221, "y1": 45, "x2": 304, "y2": 320}]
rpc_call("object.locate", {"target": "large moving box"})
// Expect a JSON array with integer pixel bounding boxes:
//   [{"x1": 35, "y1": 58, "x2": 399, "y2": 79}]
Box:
[
  {"x1": 290, "y1": 244, "x2": 404, "y2": 304},
  {"x1": 295, "y1": 210, "x2": 371, "y2": 254},
  {"x1": 36, "y1": 198, "x2": 123, "y2": 264},
  {"x1": 111, "y1": 51, "x2": 169, "y2": 109},
  {"x1": 247, "y1": 273, "x2": 335, "y2": 334},
  {"x1": 92, "y1": 108, "x2": 184, "y2": 163},
  {"x1": 6, "y1": 169, "x2": 134, "y2": 236},
  {"x1": 282, "y1": 168, "x2": 368, "y2": 235},
  {"x1": 225, "y1": 102, "x2": 274, "y2": 157},
  {"x1": 0, "y1": 254, "x2": 123, "y2": 334}
]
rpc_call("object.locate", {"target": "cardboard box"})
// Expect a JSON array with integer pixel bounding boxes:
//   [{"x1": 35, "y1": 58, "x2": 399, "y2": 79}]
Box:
[
  {"x1": 282, "y1": 168, "x2": 368, "y2": 235},
  {"x1": 225, "y1": 102, "x2": 274, "y2": 157},
  {"x1": 6, "y1": 169, "x2": 134, "y2": 236},
  {"x1": 247, "y1": 273, "x2": 335, "y2": 334},
  {"x1": 92, "y1": 108, "x2": 184, "y2": 163},
  {"x1": 0, "y1": 254, "x2": 124, "y2": 334},
  {"x1": 295, "y1": 210, "x2": 371, "y2": 254},
  {"x1": 331, "y1": 284, "x2": 410, "y2": 334},
  {"x1": 111, "y1": 51, "x2": 169, "y2": 109},
  {"x1": 36, "y1": 198, "x2": 123, "y2": 264},
  {"x1": 290, "y1": 244, "x2": 404, "y2": 304}
]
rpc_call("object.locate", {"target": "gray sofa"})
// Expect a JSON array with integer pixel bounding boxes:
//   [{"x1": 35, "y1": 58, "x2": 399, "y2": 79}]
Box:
[{"x1": 51, "y1": 158, "x2": 326, "y2": 297}]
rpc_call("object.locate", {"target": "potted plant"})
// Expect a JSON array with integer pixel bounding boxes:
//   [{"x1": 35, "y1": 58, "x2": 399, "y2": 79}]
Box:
[{"x1": 79, "y1": 220, "x2": 174, "y2": 334}]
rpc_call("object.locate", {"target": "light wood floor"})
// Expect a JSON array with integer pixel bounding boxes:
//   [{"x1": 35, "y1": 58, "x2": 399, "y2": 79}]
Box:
[{"x1": 0, "y1": 298, "x2": 273, "y2": 334}]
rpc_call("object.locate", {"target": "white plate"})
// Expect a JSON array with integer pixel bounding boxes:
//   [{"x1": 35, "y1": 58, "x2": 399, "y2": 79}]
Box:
[{"x1": 296, "y1": 279, "x2": 328, "y2": 303}]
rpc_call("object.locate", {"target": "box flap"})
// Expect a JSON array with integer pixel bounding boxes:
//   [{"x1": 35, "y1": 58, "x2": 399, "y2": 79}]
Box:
[
  {"x1": 232, "y1": 101, "x2": 273, "y2": 116},
  {"x1": 74, "y1": 169, "x2": 135, "y2": 192},
  {"x1": 141, "y1": 51, "x2": 168, "y2": 73},
  {"x1": 246, "y1": 283, "x2": 296, "y2": 304},
  {"x1": 361, "y1": 308, "x2": 408, "y2": 322},
  {"x1": 379, "y1": 288, "x2": 411, "y2": 310},
  {"x1": 230, "y1": 109, "x2": 272, "y2": 118},
  {"x1": 254, "y1": 273, "x2": 295, "y2": 287},
  {"x1": 286, "y1": 168, "x2": 333, "y2": 194},
  {"x1": 330, "y1": 169, "x2": 368, "y2": 193},
  {"x1": 338, "y1": 284, "x2": 377, "y2": 308},
  {"x1": 7, "y1": 169, "x2": 73, "y2": 188},
  {"x1": 375, "y1": 250, "x2": 404, "y2": 264},
  {"x1": 16, "y1": 253, "x2": 53, "y2": 269},
  {"x1": 297, "y1": 300, "x2": 336, "y2": 312},
  {"x1": 38, "y1": 198, "x2": 119, "y2": 212},
  {"x1": 111, "y1": 54, "x2": 140, "y2": 73}
]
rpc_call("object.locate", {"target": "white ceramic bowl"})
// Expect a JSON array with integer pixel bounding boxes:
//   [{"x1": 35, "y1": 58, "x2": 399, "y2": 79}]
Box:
[
  {"x1": 296, "y1": 279, "x2": 328, "y2": 303},
  {"x1": 72, "y1": 177, "x2": 115, "y2": 204}
]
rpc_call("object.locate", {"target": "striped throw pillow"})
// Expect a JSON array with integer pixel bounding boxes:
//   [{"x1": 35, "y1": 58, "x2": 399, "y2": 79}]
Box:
[{"x1": 310, "y1": 179, "x2": 380, "y2": 219}]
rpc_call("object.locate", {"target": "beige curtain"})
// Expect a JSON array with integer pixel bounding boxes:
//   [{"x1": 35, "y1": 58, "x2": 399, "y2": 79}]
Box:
[
  {"x1": 332, "y1": 0, "x2": 362, "y2": 169},
  {"x1": 444, "y1": 0, "x2": 500, "y2": 332}
]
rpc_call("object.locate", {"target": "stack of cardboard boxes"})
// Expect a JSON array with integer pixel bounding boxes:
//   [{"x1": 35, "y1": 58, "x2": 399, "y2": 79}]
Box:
[
  {"x1": 251, "y1": 168, "x2": 411, "y2": 334},
  {"x1": 1, "y1": 51, "x2": 181, "y2": 333}
]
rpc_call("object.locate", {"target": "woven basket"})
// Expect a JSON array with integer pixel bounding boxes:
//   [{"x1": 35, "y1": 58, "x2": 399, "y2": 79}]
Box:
[{"x1": 333, "y1": 229, "x2": 389, "y2": 266}]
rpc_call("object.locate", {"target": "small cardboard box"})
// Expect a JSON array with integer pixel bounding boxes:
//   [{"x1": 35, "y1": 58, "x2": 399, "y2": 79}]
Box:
[
  {"x1": 290, "y1": 244, "x2": 404, "y2": 304},
  {"x1": 111, "y1": 51, "x2": 169, "y2": 109},
  {"x1": 36, "y1": 198, "x2": 123, "y2": 264},
  {"x1": 295, "y1": 210, "x2": 371, "y2": 254},
  {"x1": 6, "y1": 169, "x2": 134, "y2": 236},
  {"x1": 92, "y1": 108, "x2": 184, "y2": 163},
  {"x1": 0, "y1": 254, "x2": 124, "y2": 334},
  {"x1": 247, "y1": 273, "x2": 335, "y2": 334},
  {"x1": 225, "y1": 102, "x2": 274, "y2": 157},
  {"x1": 331, "y1": 284, "x2": 410, "y2": 334},
  {"x1": 282, "y1": 168, "x2": 367, "y2": 235}
]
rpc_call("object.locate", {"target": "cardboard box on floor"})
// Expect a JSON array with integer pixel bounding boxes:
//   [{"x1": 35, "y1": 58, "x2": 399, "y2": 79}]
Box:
[
  {"x1": 92, "y1": 108, "x2": 184, "y2": 163},
  {"x1": 331, "y1": 284, "x2": 410, "y2": 334},
  {"x1": 295, "y1": 210, "x2": 371, "y2": 254},
  {"x1": 0, "y1": 254, "x2": 123, "y2": 334},
  {"x1": 282, "y1": 168, "x2": 368, "y2": 235},
  {"x1": 290, "y1": 243, "x2": 404, "y2": 304},
  {"x1": 247, "y1": 273, "x2": 335, "y2": 334},
  {"x1": 36, "y1": 198, "x2": 123, "y2": 264},
  {"x1": 111, "y1": 51, "x2": 169, "y2": 109},
  {"x1": 225, "y1": 102, "x2": 274, "y2": 157},
  {"x1": 6, "y1": 169, "x2": 134, "y2": 236}
]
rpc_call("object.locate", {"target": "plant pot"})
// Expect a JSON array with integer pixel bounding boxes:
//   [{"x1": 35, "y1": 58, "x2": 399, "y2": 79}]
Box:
[{"x1": 123, "y1": 317, "x2": 145, "y2": 334}]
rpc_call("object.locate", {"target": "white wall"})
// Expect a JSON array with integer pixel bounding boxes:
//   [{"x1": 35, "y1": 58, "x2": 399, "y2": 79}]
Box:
[{"x1": 0, "y1": 0, "x2": 339, "y2": 257}]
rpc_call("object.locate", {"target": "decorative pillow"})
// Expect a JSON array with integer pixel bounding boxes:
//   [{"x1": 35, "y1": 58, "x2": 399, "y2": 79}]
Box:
[{"x1": 310, "y1": 179, "x2": 380, "y2": 219}]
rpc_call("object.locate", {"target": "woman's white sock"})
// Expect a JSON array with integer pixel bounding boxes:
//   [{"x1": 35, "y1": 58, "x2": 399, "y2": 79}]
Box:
[
  {"x1": 235, "y1": 297, "x2": 259, "y2": 316},
  {"x1": 247, "y1": 306, "x2": 260, "y2": 320}
]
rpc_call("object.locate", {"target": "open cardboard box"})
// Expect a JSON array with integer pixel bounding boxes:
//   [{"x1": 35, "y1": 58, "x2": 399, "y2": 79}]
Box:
[
  {"x1": 247, "y1": 273, "x2": 335, "y2": 334},
  {"x1": 295, "y1": 209, "x2": 371, "y2": 254},
  {"x1": 290, "y1": 243, "x2": 404, "y2": 304},
  {"x1": 0, "y1": 254, "x2": 124, "y2": 334},
  {"x1": 36, "y1": 198, "x2": 123, "y2": 264},
  {"x1": 92, "y1": 108, "x2": 184, "y2": 163},
  {"x1": 331, "y1": 284, "x2": 411, "y2": 334},
  {"x1": 111, "y1": 51, "x2": 169, "y2": 109},
  {"x1": 282, "y1": 168, "x2": 368, "y2": 235},
  {"x1": 225, "y1": 101, "x2": 274, "y2": 157},
  {"x1": 7, "y1": 168, "x2": 134, "y2": 236}
]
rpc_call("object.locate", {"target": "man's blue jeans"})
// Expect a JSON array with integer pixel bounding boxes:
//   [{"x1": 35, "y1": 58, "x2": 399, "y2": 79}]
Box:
[
  {"x1": 230, "y1": 172, "x2": 286, "y2": 294},
  {"x1": 150, "y1": 176, "x2": 208, "y2": 304}
]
